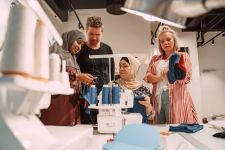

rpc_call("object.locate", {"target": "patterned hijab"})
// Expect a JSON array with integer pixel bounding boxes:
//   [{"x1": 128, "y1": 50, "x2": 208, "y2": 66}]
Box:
[{"x1": 117, "y1": 55, "x2": 142, "y2": 90}]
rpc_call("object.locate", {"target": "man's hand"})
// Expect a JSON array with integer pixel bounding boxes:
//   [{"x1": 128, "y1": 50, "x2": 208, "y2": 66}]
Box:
[{"x1": 76, "y1": 73, "x2": 94, "y2": 85}]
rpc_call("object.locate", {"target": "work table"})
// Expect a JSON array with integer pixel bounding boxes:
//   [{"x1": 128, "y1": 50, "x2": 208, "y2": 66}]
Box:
[{"x1": 45, "y1": 123, "x2": 224, "y2": 150}]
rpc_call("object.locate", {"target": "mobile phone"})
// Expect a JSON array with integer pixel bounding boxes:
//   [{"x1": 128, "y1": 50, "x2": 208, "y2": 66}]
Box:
[
  {"x1": 134, "y1": 95, "x2": 145, "y2": 101},
  {"x1": 93, "y1": 77, "x2": 98, "y2": 84}
]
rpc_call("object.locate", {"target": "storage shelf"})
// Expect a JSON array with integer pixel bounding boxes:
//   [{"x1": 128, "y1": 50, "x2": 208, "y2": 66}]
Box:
[{"x1": 0, "y1": 75, "x2": 74, "y2": 95}]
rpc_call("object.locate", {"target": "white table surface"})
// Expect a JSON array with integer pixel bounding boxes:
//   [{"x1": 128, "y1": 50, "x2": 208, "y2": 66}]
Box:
[{"x1": 84, "y1": 124, "x2": 225, "y2": 150}]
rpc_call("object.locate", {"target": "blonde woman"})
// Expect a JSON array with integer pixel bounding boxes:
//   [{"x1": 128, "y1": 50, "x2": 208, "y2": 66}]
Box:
[{"x1": 144, "y1": 25, "x2": 197, "y2": 124}]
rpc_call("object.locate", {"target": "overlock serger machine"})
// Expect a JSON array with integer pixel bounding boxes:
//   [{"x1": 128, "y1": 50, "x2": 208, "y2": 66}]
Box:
[{"x1": 88, "y1": 54, "x2": 142, "y2": 134}]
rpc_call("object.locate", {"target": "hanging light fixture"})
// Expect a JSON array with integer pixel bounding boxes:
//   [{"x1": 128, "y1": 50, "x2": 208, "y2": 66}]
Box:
[
  {"x1": 121, "y1": 0, "x2": 186, "y2": 28},
  {"x1": 121, "y1": 0, "x2": 225, "y2": 29}
]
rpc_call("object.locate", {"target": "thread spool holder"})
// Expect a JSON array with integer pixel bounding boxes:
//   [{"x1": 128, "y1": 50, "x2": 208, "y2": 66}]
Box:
[{"x1": 0, "y1": 1, "x2": 78, "y2": 149}]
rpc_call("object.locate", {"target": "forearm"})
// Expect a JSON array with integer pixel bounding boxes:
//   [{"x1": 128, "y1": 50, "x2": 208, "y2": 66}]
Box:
[
  {"x1": 145, "y1": 104, "x2": 152, "y2": 114},
  {"x1": 146, "y1": 72, "x2": 163, "y2": 84},
  {"x1": 145, "y1": 104, "x2": 155, "y2": 120}
]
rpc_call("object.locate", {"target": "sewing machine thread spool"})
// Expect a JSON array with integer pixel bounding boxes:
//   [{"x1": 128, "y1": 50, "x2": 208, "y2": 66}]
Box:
[
  {"x1": 33, "y1": 20, "x2": 49, "y2": 82},
  {"x1": 49, "y1": 53, "x2": 60, "y2": 81},
  {"x1": 90, "y1": 85, "x2": 97, "y2": 104},
  {"x1": 102, "y1": 85, "x2": 110, "y2": 104},
  {"x1": 112, "y1": 84, "x2": 120, "y2": 104},
  {"x1": 59, "y1": 60, "x2": 70, "y2": 88},
  {"x1": 0, "y1": 4, "x2": 36, "y2": 77}
]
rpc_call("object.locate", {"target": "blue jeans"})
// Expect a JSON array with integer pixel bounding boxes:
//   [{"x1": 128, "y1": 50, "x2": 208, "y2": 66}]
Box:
[{"x1": 157, "y1": 90, "x2": 169, "y2": 124}]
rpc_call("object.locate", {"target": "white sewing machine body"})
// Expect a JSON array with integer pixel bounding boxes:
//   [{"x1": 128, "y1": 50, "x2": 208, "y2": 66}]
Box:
[{"x1": 89, "y1": 89, "x2": 143, "y2": 134}]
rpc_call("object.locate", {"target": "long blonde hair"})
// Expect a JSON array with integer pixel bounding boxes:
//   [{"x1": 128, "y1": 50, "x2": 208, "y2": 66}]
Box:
[{"x1": 157, "y1": 25, "x2": 179, "y2": 56}]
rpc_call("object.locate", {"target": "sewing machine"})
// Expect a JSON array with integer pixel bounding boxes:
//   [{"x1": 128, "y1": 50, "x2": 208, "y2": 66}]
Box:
[
  {"x1": 89, "y1": 89, "x2": 142, "y2": 134},
  {"x1": 88, "y1": 54, "x2": 143, "y2": 134}
]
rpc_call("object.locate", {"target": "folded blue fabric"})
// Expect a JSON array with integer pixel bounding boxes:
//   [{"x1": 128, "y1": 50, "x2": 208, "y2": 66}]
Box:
[
  {"x1": 128, "y1": 96, "x2": 146, "y2": 123},
  {"x1": 103, "y1": 124, "x2": 160, "y2": 150},
  {"x1": 82, "y1": 85, "x2": 91, "y2": 105},
  {"x1": 169, "y1": 123, "x2": 203, "y2": 133},
  {"x1": 167, "y1": 53, "x2": 186, "y2": 84}
]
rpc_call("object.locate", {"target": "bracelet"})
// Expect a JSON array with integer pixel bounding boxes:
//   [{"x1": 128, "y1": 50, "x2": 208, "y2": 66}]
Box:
[{"x1": 146, "y1": 110, "x2": 153, "y2": 117}]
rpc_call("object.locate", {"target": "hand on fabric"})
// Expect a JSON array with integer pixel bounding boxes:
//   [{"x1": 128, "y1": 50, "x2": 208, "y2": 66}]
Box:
[
  {"x1": 138, "y1": 96, "x2": 151, "y2": 109},
  {"x1": 148, "y1": 110, "x2": 155, "y2": 120},
  {"x1": 76, "y1": 73, "x2": 94, "y2": 85},
  {"x1": 138, "y1": 96, "x2": 155, "y2": 120}
]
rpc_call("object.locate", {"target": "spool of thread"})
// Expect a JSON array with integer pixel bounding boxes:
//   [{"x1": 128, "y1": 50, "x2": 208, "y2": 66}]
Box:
[
  {"x1": 0, "y1": 4, "x2": 36, "y2": 77},
  {"x1": 0, "y1": 1, "x2": 11, "y2": 50},
  {"x1": 112, "y1": 84, "x2": 120, "y2": 104},
  {"x1": 90, "y1": 85, "x2": 97, "y2": 104},
  {"x1": 59, "y1": 60, "x2": 70, "y2": 88},
  {"x1": 33, "y1": 20, "x2": 49, "y2": 82},
  {"x1": 49, "y1": 53, "x2": 60, "y2": 81},
  {"x1": 102, "y1": 84, "x2": 110, "y2": 104}
]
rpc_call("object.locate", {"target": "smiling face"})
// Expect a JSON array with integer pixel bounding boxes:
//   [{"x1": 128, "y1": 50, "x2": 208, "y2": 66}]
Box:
[
  {"x1": 70, "y1": 39, "x2": 85, "y2": 54},
  {"x1": 159, "y1": 32, "x2": 175, "y2": 54},
  {"x1": 119, "y1": 60, "x2": 132, "y2": 80}
]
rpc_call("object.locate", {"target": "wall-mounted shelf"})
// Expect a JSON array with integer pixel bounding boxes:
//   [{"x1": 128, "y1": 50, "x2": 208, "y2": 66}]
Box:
[{"x1": 0, "y1": 76, "x2": 73, "y2": 95}]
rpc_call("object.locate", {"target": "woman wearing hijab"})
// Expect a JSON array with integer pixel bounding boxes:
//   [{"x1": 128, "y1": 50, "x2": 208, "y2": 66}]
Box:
[
  {"x1": 40, "y1": 30, "x2": 94, "y2": 126},
  {"x1": 49, "y1": 30, "x2": 94, "y2": 87},
  {"x1": 116, "y1": 56, "x2": 154, "y2": 123}
]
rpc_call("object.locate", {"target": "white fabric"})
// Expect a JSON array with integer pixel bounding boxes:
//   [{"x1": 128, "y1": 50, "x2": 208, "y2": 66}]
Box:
[{"x1": 155, "y1": 59, "x2": 169, "y2": 96}]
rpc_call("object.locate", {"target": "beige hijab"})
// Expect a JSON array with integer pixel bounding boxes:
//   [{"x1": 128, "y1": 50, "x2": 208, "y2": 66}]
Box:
[{"x1": 117, "y1": 55, "x2": 142, "y2": 90}]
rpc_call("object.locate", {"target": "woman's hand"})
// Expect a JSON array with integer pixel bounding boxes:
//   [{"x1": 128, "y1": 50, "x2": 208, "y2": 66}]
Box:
[
  {"x1": 143, "y1": 72, "x2": 151, "y2": 83},
  {"x1": 71, "y1": 80, "x2": 80, "y2": 94},
  {"x1": 66, "y1": 66, "x2": 77, "y2": 76},
  {"x1": 160, "y1": 68, "x2": 168, "y2": 80},
  {"x1": 70, "y1": 41, "x2": 82, "y2": 54},
  {"x1": 138, "y1": 96, "x2": 152, "y2": 109},
  {"x1": 138, "y1": 96, "x2": 155, "y2": 120},
  {"x1": 144, "y1": 72, "x2": 165, "y2": 83}
]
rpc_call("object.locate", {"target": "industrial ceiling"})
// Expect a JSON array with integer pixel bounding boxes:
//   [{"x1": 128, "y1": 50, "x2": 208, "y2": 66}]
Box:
[{"x1": 45, "y1": 0, "x2": 225, "y2": 32}]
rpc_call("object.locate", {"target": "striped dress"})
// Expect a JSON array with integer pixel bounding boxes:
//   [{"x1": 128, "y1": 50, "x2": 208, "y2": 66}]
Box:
[{"x1": 146, "y1": 52, "x2": 198, "y2": 124}]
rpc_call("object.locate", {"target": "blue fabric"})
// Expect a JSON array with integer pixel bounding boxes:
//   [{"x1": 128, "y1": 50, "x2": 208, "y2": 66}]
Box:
[
  {"x1": 82, "y1": 85, "x2": 97, "y2": 105},
  {"x1": 82, "y1": 85, "x2": 92, "y2": 105},
  {"x1": 174, "y1": 64, "x2": 186, "y2": 80},
  {"x1": 128, "y1": 96, "x2": 147, "y2": 123},
  {"x1": 103, "y1": 124, "x2": 160, "y2": 150},
  {"x1": 167, "y1": 53, "x2": 186, "y2": 84},
  {"x1": 169, "y1": 123, "x2": 203, "y2": 133}
]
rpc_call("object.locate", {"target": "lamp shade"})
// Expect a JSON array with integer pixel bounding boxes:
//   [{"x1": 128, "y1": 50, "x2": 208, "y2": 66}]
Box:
[{"x1": 121, "y1": 0, "x2": 186, "y2": 28}]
